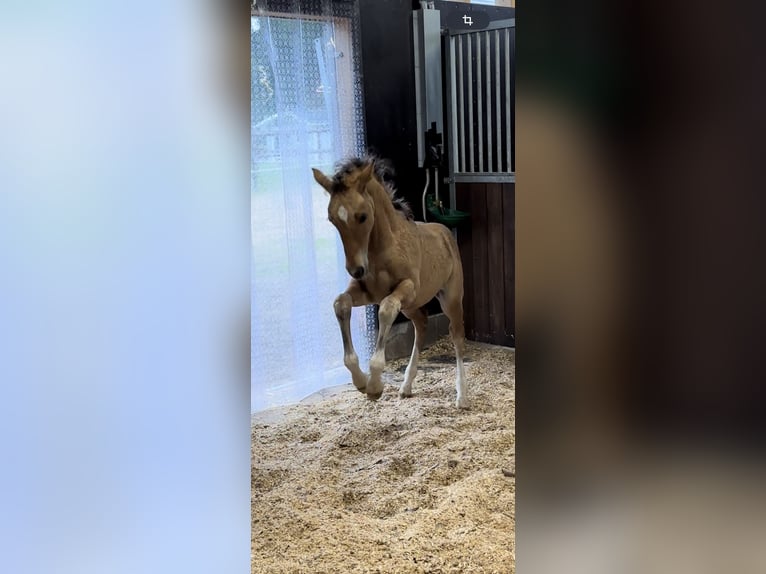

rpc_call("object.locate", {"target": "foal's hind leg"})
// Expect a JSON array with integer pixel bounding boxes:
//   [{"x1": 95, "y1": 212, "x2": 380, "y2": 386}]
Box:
[
  {"x1": 399, "y1": 307, "x2": 428, "y2": 399},
  {"x1": 334, "y1": 281, "x2": 371, "y2": 393},
  {"x1": 438, "y1": 290, "x2": 469, "y2": 409}
]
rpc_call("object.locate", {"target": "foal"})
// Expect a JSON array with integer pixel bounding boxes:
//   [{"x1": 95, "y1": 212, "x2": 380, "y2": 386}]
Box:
[{"x1": 312, "y1": 157, "x2": 468, "y2": 408}]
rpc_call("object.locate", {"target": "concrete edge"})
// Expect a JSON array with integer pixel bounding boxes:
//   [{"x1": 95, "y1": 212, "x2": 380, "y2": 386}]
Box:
[{"x1": 384, "y1": 312, "x2": 451, "y2": 361}]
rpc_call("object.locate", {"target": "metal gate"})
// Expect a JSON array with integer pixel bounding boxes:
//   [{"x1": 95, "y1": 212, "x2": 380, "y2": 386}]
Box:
[{"x1": 444, "y1": 18, "x2": 515, "y2": 208}]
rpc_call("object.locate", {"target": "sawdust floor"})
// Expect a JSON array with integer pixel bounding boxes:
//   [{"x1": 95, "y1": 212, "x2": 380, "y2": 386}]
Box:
[{"x1": 252, "y1": 337, "x2": 515, "y2": 574}]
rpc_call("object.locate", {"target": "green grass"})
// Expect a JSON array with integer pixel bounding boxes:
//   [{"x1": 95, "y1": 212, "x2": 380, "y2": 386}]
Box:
[{"x1": 252, "y1": 163, "x2": 341, "y2": 280}]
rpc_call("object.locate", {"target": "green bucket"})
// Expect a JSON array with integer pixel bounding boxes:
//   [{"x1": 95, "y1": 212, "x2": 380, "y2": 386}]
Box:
[{"x1": 426, "y1": 195, "x2": 470, "y2": 227}]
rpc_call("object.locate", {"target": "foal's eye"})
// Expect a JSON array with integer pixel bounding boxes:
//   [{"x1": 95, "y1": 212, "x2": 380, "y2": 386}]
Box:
[{"x1": 358, "y1": 213, "x2": 367, "y2": 224}]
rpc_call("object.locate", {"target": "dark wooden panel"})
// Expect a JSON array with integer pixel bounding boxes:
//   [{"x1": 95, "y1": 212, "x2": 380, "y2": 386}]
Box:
[
  {"x1": 470, "y1": 184, "x2": 490, "y2": 342},
  {"x1": 502, "y1": 183, "x2": 515, "y2": 347},
  {"x1": 486, "y1": 183, "x2": 506, "y2": 341},
  {"x1": 456, "y1": 185, "x2": 475, "y2": 340},
  {"x1": 455, "y1": 181, "x2": 514, "y2": 347},
  {"x1": 358, "y1": 0, "x2": 421, "y2": 216}
]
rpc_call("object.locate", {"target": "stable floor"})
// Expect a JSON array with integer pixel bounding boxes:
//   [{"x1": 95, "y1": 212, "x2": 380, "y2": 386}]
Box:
[{"x1": 252, "y1": 337, "x2": 515, "y2": 573}]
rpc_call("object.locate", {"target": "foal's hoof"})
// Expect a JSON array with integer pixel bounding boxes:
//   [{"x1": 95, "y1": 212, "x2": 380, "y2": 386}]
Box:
[
  {"x1": 398, "y1": 389, "x2": 413, "y2": 399},
  {"x1": 456, "y1": 397, "x2": 470, "y2": 409},
  {"x1": 351, "y1": 374, "x2": 368, "y2": 394},
  {"x1": 366, "y1": 390, "x2": 383, "y2": 401}
]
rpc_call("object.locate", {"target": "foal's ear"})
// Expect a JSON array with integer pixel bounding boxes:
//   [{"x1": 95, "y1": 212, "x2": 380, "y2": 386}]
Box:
[
  {"x1": 358, "y1": 161, "x2": 375, "y2": 186},
  {"x1": 312, "y1": 168, "x2": 333, "y2": 194}
]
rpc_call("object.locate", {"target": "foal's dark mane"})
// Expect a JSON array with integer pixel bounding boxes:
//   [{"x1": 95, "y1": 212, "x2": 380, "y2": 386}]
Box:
[{"x1": 331, "y1": 155, "x2": 414, "y2": 221}]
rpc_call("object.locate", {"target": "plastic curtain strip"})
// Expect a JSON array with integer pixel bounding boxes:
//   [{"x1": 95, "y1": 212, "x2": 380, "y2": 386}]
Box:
[{"x1": 251, "y1": 4, "x2": 371, "y2": 411}]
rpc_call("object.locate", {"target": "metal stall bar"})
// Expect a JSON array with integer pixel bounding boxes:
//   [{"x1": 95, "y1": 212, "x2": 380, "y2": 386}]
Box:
[
  {"x1": 505, "y1": 27, "x2": 511, "y2": 172},
  {"x1": 485, "y1": 31, "x2": 493, "y2": 173},
  {"x1": 446, "y1": 34, "x2": 459, "y2": 211},
  {"x1": 467, "y1": 33, "x2": 474, "y2": 172},
  {"x1": 476, "y1": 32, "x2": 483, "y2": 172},
  {"x1": 457, "y1": 34, "x2": 465, "y2": 173},
  {"x1": 495, "y1": 29, "x2": 502, "y2": 172}
]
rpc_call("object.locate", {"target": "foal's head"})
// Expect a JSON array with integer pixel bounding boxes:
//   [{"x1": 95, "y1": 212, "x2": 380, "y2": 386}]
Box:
[{"x1": 312, "y1": 161, "x2": 376, "y2": 279}]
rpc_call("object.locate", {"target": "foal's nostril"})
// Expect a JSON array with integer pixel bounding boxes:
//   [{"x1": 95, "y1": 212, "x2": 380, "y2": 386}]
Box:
[{"x1": 351, "y1": 266, "x2": 365, "y2": 279}]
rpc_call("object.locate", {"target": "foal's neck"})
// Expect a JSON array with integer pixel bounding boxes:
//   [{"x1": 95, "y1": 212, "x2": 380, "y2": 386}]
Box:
[{"x1": 367, "y1": 180, "x2": 400, "y2": 252}]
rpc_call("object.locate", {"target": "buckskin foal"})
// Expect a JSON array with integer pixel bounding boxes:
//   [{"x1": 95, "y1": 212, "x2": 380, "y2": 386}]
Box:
[{"x1": 312, "y1": 156, "x2": 468, "y2": 408}]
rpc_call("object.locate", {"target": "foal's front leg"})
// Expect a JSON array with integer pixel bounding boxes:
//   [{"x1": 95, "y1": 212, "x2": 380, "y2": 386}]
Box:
[
  {"x1": 334, "y1": 281, "x2": 370, "y2": 393},
  {"x1": 367, "y1": 279, "x2": 416, "y2": 400}
]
